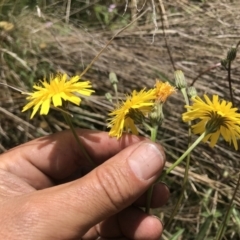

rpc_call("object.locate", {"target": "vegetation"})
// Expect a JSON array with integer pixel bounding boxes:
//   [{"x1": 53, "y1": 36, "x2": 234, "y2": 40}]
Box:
[{"x1": 0, "y1": 0, "x2": 240, "y2": 239}]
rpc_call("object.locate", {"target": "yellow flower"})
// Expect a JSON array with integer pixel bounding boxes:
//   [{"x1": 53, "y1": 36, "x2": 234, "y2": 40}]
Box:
[
  {"x1": 155, "y1": 80, "x2": 176, "y2": 102},
  {"x1": 108, "y1": 89, "x2": 156, "y2": 138},
  {"x1": 0, "y1": 21, "x2": 14, "y2": 31},
  {"x1": 22, "y1": 73, "x2": 94, "y2": 118},
  {"x1": 182, "y1": 94, "x2": 240, "y2": 150}
]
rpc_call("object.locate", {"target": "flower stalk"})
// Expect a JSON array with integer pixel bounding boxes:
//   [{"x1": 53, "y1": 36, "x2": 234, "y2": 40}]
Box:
[
  {"x1": 166, "y1": 131, "x2": 205, "y2": 174},
  {"x1": 165, "y1": 84, "x2": 192, "y2": 228},
  {"x1": 158, "y1": 131, "x2": 206, "y2": 182},
  {"x1": 63, "y1": 112, "x2": 96, "y2": 167},
  {"x1": 145, "y1": 124, "x2": 158, "y2": 214}
]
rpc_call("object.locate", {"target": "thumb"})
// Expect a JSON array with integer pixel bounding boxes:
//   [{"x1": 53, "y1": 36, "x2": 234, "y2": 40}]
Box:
[{"x1": 29, "y1": 141, "x2": 165, "y2": 239}]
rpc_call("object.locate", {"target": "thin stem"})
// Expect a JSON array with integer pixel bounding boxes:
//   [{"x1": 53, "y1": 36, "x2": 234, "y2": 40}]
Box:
[
  {"x1": 63, "y1": 112, "x2": 96, "y2": 167},
  {"x1": 190, "y1": 63, "x2": 221, "y2": 86},
  {"x1": 145, "y1": 125, "x2": 158, "y2": 214},
  {"x1": 115, "y1": 88, "x2": 119, "y2": 105},
  {"x1": 150, "y1": 125, "x2": 158, "y2": 142},
  {"x1": 145, "y1": 184, "x2": 154, "y2": 214},
  {"x1": 65, "y1": 0, "x2": 71, "y2": 24},
  {"x1": 166, "y1": 132, "x2": 206, "y2": 174},
  {"x1": 181, "y1": 88, "x2": 189, "y2": 106},
  {"x1": 0, "y1": 82, "x2": 23, "y2": 93},
  {"x1": 157, "y1": 132, "x2": 206, "y2": 184},
  {"x1": 142, "y1": 121, "x2": 153, "y2": 133},
  {"x1": 227, "y1": 61, "x2": 235, "y2": 107},
  {"x1": 166, "y1": 132, "x2": 205, "y2": 175},
  {"x1": 165, "y1": 88, "x2": 192, "y2": 228},
  {"x1": 215, "y1": 173, "x2": 240, "y2": 240},
  {"x1": 216, "y1": 45, "x2": 239, "y2": 239},
  {"x1": 79, "y1": 8, "x2": 150, "y2": 79},
  {"x1": 158, "y1": 0, "x2": 175, "y2": 71}
]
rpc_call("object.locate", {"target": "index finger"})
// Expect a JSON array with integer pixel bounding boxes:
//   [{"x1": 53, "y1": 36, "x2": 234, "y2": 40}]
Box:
[{"x1": 0, "y1": 129, "x2": 144, "y2": 184}]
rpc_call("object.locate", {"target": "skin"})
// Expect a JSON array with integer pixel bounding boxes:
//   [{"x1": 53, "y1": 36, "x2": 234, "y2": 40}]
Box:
[{"x1": 0, "y1": 129, "x2": 169, "y2": 240}]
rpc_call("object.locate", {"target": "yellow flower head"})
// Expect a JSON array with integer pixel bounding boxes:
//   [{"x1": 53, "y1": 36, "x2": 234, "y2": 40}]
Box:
[
  {"x1": 154, "y1": 80, "x2": 176, "y2": 102},
  {"x1": 182, "y1": 94, "x2": 240, "y2": 150},
  {"x1": 0, "y1": 21, "x2": 14, "y2": 31},
  {"x1": 22, "y1": 73, "x2": 94, "y2": 118},
  {"x1": 108, "y1": 89, "x2": 156, "y2": 138}
]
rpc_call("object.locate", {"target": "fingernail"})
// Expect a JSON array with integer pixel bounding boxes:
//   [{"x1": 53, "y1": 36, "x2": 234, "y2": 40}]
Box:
[{"x1": 128, "y1": 142, "x2": 165, "y2": 180}]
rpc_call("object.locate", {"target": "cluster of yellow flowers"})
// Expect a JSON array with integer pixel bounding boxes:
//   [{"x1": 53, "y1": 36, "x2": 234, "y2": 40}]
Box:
[
  {"x1": 22, "y1": 72, "x2": 240, "y2": 150},
  {"x1": 108, "y1": 80, "x2": 176, "y2": 138}
]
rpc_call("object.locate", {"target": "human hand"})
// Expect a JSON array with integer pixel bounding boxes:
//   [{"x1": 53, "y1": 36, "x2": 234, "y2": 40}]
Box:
[{"x1": 0, "y1": 129, "x2": 169, "y2": 239}]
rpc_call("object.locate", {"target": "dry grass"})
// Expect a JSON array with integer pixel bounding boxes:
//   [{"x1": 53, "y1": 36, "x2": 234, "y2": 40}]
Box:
[{"x1": 0, "y1": 0, "x2": 240, "y2": 238}]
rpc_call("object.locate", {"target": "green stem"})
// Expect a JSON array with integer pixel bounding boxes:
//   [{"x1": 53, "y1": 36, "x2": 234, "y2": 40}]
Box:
[
  {"x1": 216, "y1": 173, "x2": 240, "y2": 240},
  {"x1": 145, "y1": 184, "x2": 154, "y2": 214},
  {"x1": 145, "y1": 125, "x2": 158, "y2": 214},
  {"x1": 166, "y1": 132, "x2": 205, "y2": 174},
  {"x1": 62, "y1": 112, "x2": 96, "y2": 168},
  {"x1": 150, "y1": 125, "x2": 158, "y2": 142},
  {"x1": 158, "y1": 132, "x2": 206, "y2": 183},
  {"x1": 216, "y1": 46, "x2": 239, "y2": 238},
  {"x1": 165, "y1": 88, "x2": 192, "y2": 228},
  {"x1": 181, "y1": 88, "x2": 189, "y2": 106}
]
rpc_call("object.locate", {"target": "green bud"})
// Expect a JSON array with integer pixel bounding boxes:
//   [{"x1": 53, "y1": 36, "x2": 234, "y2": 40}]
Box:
[
  {"x1": 149, "y1": 103, "x2": 164, "y2": 126},
  {"x1": 109, "y1": 72, "x2": 118, "y2": 85},
  {"x1": 174, "y1": 70, "x2": 187, "y2": 89},
  {"x1": 223, "y1": 170, "x2": 229, "y2": 178},
  {"x1": 105, "y1": 92, "x2": 113, "y2": 103},
  {"x1": 221, "y1": 58, "x2": 228, "y2": 69},
  {"x1": 187, "y1": 86, "x2": 198, "y2": 98},
  {"x1": 109, "y1": 72, "x2": 118, "y2": 93},
  {"x1": 227, "y1": 47, "x2": 237, "y2": 62}
]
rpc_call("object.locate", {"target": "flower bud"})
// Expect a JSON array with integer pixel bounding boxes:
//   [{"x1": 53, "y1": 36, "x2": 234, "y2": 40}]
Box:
[
  {"x1": 174, "y1": 70, "x2": 187, "y2": 89},
  {"x1": 227, "y1": 47, "x2": 237, "y2": 62},
  {"x1": 105, "y1": 92, "x2": 113, "y2": 103},
  {"x1": 221, "y1": 58, "x2": 228, "y2": 69},
  {"x1": 187, "y1": 86, "x2": 198, "y2": 98},
  {"x1": 149, "y1": 103, "x2": 164, "y2": 126},
  {"x1": 109, "y1": 72, "x2": 118, "y2": 93}
]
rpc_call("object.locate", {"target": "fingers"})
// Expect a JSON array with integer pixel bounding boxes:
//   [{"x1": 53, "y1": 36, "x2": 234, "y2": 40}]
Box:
[
  {"x1": 0, "y1": 129, "x2": 144, "y2": 188},
  {"x1": 84, "y1": 207, "x2": 163, "y2": 239},
  {"x1": 117, "y1": 207, "x2": 162, "y2": 240},
  {"x1": 134, "y1": 182, "x2": 170, "y2": 208},
  {"x1": 19, "y1": 140, "x2": 165, "y2": 239}
]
